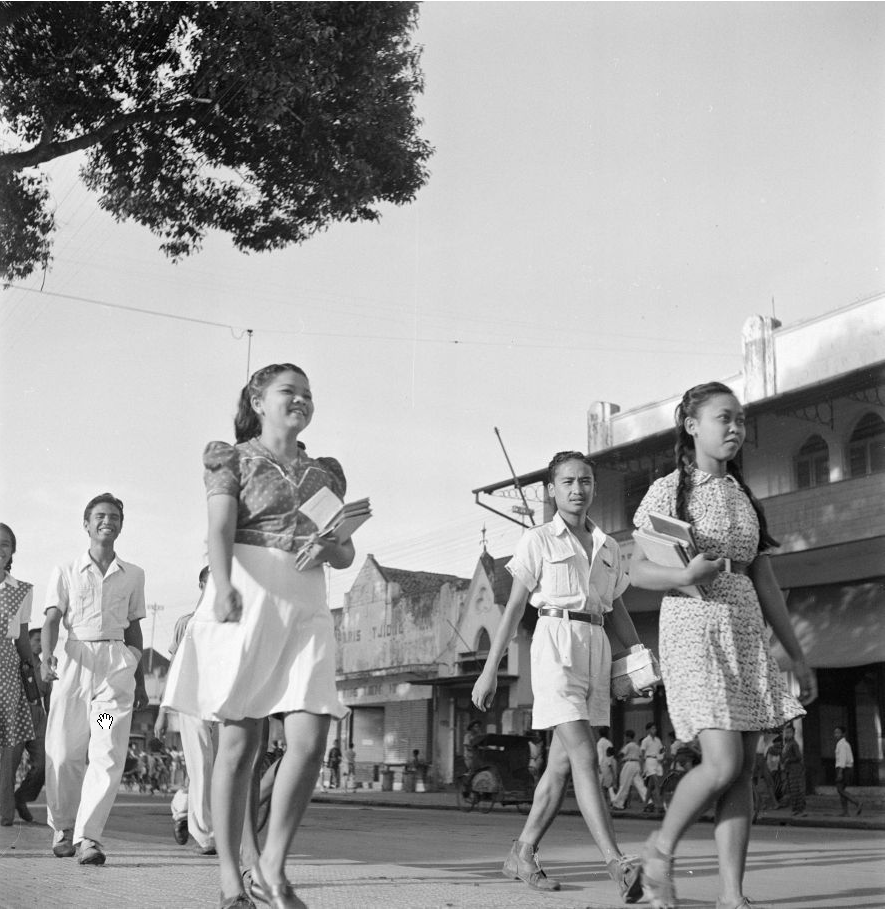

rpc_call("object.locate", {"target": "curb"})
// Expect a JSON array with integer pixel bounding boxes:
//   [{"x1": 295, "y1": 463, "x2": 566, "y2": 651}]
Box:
[{"x1": 310, "y1": 792, "x2": 884, "y2": 831}]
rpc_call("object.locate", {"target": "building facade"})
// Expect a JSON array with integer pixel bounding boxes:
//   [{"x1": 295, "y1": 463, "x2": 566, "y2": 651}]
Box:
[{"x1": 474, "y1": 296, "x2": 884, "y2": 787}]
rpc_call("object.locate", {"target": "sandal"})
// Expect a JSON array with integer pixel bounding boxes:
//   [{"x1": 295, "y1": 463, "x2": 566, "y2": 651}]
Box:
[
  {"x1": 606, "y1": 854, "x2": 644, "y2": 904},
  {"x1": 641, "y1": 833, "x2": 677, "y2": 909}
]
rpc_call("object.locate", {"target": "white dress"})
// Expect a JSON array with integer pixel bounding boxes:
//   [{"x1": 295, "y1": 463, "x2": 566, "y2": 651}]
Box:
[{"x1": 634, "y1": 468, "x2": 804, "y2": 742}]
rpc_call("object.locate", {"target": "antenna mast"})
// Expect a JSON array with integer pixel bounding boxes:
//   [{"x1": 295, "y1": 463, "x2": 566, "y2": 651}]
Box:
[{"x1": 493, "y1": 427, "x2": 535, "y2": 526}]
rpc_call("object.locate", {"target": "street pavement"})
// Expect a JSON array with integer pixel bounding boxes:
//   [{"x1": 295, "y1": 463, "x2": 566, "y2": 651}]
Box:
[{"x1": 0, "y1": 786, "x2": 882, "y2": 909}]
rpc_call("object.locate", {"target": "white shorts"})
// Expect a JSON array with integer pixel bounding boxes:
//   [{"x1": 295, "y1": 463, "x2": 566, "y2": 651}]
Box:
[{"x1": 530, "y1": 615, "x2": 611, "y2": 730}]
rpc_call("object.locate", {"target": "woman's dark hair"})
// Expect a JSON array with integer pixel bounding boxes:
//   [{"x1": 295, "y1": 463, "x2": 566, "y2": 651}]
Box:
[
  {"x1": 0, "y1": 522, "x2": 16, "y2": 571},
  {"x1": 673, "y1": 381, "x2": 778, "y2": 552},
  {"x1": 234, "y1": 363, "x2": 308, "y2": 444},
  {"x1": 83, "y1": 493, "x2": 124, "y2": 524},
  {"x1": 547, "y1": 450, "x2": 595, "y2": 485}
]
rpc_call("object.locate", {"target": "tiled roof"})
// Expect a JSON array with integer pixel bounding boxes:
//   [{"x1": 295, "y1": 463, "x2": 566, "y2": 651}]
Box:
[{"x1": 376, "y1": 563, "x2": 471, "y2": 596}]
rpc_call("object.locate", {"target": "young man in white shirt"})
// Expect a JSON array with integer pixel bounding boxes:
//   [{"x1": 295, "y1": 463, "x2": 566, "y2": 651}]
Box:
[
  {"x1": 41, "y1": 493, "x2": 148, "y2": 865},
  {"x1": 640, "y1": 721, "x2": 665, "y2": 813},
  {"x1": 833, "y1": 726, "x2": 862, "y2": 816},
  {"x1": 472, "y1": 452, "x2": 646, "y2": 903}
]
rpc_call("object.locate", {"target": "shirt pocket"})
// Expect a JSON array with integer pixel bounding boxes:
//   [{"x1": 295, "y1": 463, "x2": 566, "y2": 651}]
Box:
[{"x1": 541, "y1": 544, "x2": 578, "y2": 598}]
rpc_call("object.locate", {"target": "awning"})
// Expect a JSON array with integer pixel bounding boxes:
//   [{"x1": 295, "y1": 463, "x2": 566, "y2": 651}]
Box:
[
  {"x1": 422, "y1": 673, "x2": 519, "y2": 688},
  {"x1": 770, "y1": 579, "x2": 885, "y2": 670}
]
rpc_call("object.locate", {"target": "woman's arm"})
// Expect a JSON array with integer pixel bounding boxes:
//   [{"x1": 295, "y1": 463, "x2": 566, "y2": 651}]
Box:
[
  {"x1": 750, "y1": 554, "x2": 817, "y2": 705},
  {"x1": 629, "y1": 541, "x2": 725, "y2": 591},
  {"x1": 606, "y1": 596, "x2": 641, "y2": 651},
  {"x1": 471, "y1": 579, "x2": 531, "y2": 711},
  {"x1": 207, "y1": 494, "x2": 242, "y2": 622}
]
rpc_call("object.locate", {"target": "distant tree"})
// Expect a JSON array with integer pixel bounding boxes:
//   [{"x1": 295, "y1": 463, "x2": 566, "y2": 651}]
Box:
[{"x1": 0, "y1": 1, "x2": 432, "y2": 281}]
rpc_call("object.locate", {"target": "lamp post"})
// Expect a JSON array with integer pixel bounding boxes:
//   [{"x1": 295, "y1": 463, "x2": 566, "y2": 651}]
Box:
[{"x1": 147, "y1": 602, "x2": 164, "y2": 674}]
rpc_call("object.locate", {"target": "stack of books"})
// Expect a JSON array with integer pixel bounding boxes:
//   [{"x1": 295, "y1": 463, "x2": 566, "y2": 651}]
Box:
[
  {"x1": 632, "y1": 511, "x2": 709, "y2": 598},
  {"x1": 295, "y1": 487, "x2": 372, "y2": 570}
]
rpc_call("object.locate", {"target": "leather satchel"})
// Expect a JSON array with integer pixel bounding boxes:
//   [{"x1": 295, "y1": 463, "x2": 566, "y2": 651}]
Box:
[
  {"x1": 19, "y1": 661, "x2": 41, "y2": 704},
  {"x1": 611, "y1": 645, "x2": 662, "y2": 700}
]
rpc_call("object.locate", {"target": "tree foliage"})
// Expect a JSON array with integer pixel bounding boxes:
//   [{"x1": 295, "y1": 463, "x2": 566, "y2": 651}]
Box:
[{"x1": 0, "y1": 1, "x2": 432, "y2": 281}]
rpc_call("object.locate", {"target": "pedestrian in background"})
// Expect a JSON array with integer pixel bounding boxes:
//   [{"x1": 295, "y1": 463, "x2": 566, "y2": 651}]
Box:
[
  {"x1": 780, "y1": 724, "x2": 806, "y2": 817},
  {"x1": 834, "y1": 726, "x2": 863, "y2": 816},
  {"x1": 611, "y1": 730, "x2": 646, "y2": 810},
  {"x1": 472, "y1": 451, "x2": 646, "y2": 904},
  {"x1": 162, "y1": 362, "x2": 352, "y2": 909},
  {"x1": 326, "y1": 743, "x2": 342, "y2": 789},
  {"x1": 41, "y1": 494, "x2": 149, "y2": 866},
  {"x1": 630, "y1": 382, "x2": 816, "y2": 909},
  {"x1": 641, "y1": 722, "x2": 665, "y2": 814},
  {"x1": 0, "y1": 524, "x2": 38, "y2": 826},
  {"x1": 155, "y1": 565, "x2": 217, "y2": 855}
]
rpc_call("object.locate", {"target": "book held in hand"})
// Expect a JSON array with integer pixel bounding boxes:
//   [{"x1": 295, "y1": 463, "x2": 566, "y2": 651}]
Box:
[
  {"x1": 632, "y1": 510, "x2": 708, "y2": 598},
  {"x1": 296, "y1": 487, "x2": 371, "y2": 570}
]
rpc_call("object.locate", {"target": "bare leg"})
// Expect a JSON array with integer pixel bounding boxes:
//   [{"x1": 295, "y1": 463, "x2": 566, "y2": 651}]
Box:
[
  {"x1": 517, "y1": 732, "x2": 570, "y2": 845},
  {"x1": 213, "y1": 718, "x2": 261, "y2": 901},
  {"x1": 551, "y1": 721, "x2": 621, "y2": 862},
  {"x1": 654, "y1": 730, "x2": 744, "y2": 856},
  {"x1": 712, "y1": 732, "x2": 758, "y2": 907},
  {"x1": 241, "y1": 717, "x2": 270, "y2": 871},
  {"x1": 258, "y1": 711, "x2": 329, "y2": 887}
]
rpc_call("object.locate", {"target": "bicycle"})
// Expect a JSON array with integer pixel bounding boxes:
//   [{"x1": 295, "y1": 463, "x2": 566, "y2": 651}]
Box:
[{"x1": 659, "y1": 765, "x2": 762, "y2": 822}]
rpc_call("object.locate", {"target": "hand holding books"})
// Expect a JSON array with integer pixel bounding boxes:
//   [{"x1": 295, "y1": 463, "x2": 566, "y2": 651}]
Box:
[
  {"x1": 296, "y1": 487, "x2": 371, "y2": 570},
  {"x1": 632, "y1": 511, "x2": 725, "y2": 598}
]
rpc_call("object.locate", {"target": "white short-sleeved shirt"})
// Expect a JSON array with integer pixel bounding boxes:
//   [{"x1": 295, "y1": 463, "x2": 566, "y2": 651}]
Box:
[
  {"x1": 835, "y1": 738, "x2": 854, "y2": 769},
  {"x1": 44, "y1": 551, "x2": 146, "y2": 641},
  {"x1": 2, "y1": 575, "x2": 33, "y2": 638},
  {"x1": 506, "y1": 513, "x2": 628, "y2": 614}
]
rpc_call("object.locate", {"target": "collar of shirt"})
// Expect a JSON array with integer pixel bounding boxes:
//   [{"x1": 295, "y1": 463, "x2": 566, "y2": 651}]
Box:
[
  {"x1": 0, "y1": 574, "x2": 20, "y2": 589},
  {"x1": 78, "y1": 551, "x2": 126, "y2": 578},
  {"x1": 551, "y1": 512, "x2": 608, "y2": 563},
  {"x1": 691, "y1": 467, "x2": 740, "y2": 488}
]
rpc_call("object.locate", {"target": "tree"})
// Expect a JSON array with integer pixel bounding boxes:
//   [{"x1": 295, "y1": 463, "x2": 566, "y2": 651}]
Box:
[{"x1": 0, "y1": 1, "x2": 432, "y2": 281}]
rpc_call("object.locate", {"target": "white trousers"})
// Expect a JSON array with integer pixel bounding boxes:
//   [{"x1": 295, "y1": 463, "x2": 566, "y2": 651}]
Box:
[
  {"x1": 45, "y1": 640, "x2": 136, "y2": 844},
  {"x1": 178, "y1": 712, "x2": 216, "y2": 849},
  {"x1": 612, "y1": 759, "x2": 647, "y2": 807}
]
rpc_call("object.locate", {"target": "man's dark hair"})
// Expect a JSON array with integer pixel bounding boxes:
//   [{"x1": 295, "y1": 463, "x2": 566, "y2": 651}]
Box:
[
  {"x1": 198, "y1": 566, "x2": 210, "y2": 587},
  {"x1": 83, "y1": 492, "x2": 124, "y2": 523}
]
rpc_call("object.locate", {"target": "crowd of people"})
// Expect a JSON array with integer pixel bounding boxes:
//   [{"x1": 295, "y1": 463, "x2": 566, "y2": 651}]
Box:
[{"x1": 0, "y1": 372, "x2": 867, "y2": 910}]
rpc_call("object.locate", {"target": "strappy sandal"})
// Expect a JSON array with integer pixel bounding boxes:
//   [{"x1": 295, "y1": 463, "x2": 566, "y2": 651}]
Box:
[{"x1": 641, "y1": 833, "x2": 677, "y2": 909}]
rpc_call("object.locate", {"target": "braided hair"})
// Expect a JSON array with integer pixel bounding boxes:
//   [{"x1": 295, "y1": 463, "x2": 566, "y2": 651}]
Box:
[
  {"x1": 673, "y1": 382, "x2": 778, "y2": 553},
  {"x1": 233, "y1": 363, "x2": 308, "y2": 444}
]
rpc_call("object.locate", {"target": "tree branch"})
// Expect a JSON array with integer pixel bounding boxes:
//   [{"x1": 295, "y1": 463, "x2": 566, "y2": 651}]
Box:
[{"x1": 0, "y1": 102, "x2": 208, "y2": 172}]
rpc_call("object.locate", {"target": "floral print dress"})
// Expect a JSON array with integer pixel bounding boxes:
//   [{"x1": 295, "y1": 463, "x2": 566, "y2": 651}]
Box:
[{"x1": 634, "y1": 468, "x2": 803, "y2": 742}]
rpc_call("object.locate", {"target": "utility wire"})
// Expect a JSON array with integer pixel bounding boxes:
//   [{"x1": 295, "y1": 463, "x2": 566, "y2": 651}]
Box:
[{"x1": 3, "y1": 285, "x2": 740, "y2": 357}]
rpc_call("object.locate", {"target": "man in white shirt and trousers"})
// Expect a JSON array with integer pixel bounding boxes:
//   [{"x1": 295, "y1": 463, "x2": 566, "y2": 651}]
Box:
[
  {"x1": 41, "y1": 493, "x2": 148, "y2": 865},
  {"x1": 833, "y1": 726, "x2": 863, "y2": 816}
]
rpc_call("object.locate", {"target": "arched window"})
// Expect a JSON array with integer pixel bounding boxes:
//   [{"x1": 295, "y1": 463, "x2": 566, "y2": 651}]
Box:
[
  {"x1": 795, "y1": 435, "x2": 829, "y2": 489},
  {"x1": 476, "y1": 628, "x2": 491, "y2": 655},
  {"x1": 848, "y1": 413, "x2": 885, "y2": 478}
]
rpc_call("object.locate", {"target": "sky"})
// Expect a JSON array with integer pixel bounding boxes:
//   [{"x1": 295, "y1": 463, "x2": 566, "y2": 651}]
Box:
[{"x1": 1, "y1": 2, "x2": 883, "y2": 657}]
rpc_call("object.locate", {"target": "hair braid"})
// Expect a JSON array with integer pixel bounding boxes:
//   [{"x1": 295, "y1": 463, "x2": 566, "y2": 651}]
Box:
[
  {"x1": 673, "y1": 401, "x2": 695, "y2": 523},
  {"x1": 726, "y1": 459, "x2": 779, "y2": 551}
]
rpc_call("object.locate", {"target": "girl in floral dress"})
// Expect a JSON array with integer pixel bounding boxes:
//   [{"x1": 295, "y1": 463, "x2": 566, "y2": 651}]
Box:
[
  {"x1": 630, "y1": 382, "x2": 816, "y2": 909},
  {"x1": 163, "y1": 363, "x2": 352, "y2": 909},
  {"x1": 0, "y1": 523, "x2": 37, "y2": 826}
]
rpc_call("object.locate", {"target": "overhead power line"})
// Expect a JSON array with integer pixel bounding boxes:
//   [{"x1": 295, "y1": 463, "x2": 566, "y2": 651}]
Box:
[{"x1": 3, "y1": 285, "x2": 738, "y2": 357}]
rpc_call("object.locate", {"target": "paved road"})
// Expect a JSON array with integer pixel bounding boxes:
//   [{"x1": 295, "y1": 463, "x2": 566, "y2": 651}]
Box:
[{"x1": 1, "y1": 796, "x2": 883, "y2": 908}]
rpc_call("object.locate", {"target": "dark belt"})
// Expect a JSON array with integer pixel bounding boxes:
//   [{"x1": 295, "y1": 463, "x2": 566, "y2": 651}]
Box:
[{"x1": 538, "y1": 607, "x2": 603, "y2": 626}]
